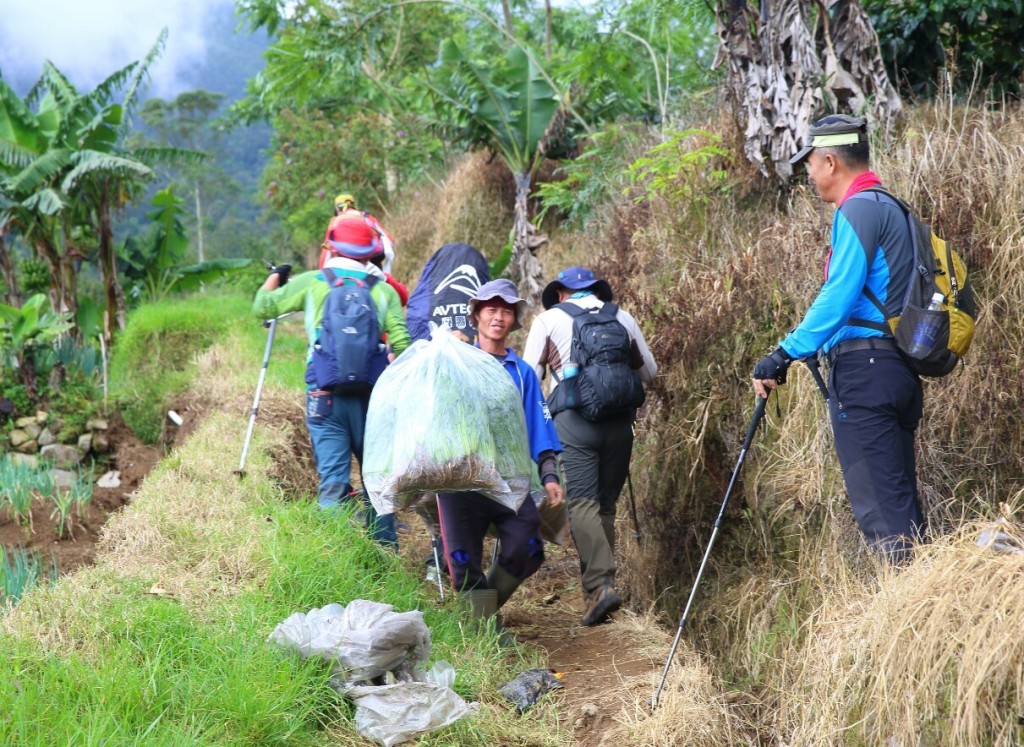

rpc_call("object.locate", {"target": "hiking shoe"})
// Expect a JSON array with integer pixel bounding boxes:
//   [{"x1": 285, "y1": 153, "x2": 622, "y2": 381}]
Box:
[{"x1": 580, "y1": 583, "x2": 622, "y2": 626}]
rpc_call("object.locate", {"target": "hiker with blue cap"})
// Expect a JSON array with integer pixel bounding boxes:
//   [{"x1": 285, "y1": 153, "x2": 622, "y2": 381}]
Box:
[
  {"x1": 436, "y1": 278, "x2": 564, "y2": 633},
  {"x1": 252, "y1": 224, "x2": 410, "y2": 549},
  {"x1": 523, "y1": 268, "x2": 656, "y2": 626},
  {"x1": 753, "y1": 113, "x2": 926, "y2": 564}
]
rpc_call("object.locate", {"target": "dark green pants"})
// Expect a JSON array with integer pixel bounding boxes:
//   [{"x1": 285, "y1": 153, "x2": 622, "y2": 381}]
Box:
[{"x1": 554, "y1": 409, "x2": 634, "y2": 593}]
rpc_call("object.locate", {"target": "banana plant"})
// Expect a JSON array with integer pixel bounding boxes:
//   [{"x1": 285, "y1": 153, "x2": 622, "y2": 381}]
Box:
[
  {"x1": 118, "y1": 186, "x2": 251, "y2": 303},
  {"x1": 427, "y1": 39, "x2": 563, "y2": 304},
  {"x1": 0, "y1": 294, "x2": 73, "y2": 403}
]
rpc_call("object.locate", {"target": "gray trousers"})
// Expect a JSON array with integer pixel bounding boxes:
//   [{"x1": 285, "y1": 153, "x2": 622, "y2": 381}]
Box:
[{"x1": 554, "y1": 409, "x2": 634, "y2": 593}]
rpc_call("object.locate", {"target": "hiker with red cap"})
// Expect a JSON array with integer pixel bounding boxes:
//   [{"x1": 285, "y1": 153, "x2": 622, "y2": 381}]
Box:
[
  {"x1": 523, "y1": 267, "x2": 656, "y2": 626},
  {"x1": 321, "y1": 193, "x2": 407, "y2": 306},
  {"x1": 252, "y1": 223, "x2": 410, "y2": 548},
  {"x1": 437, "y1": 278, "x2": 563, "y2": 634}
]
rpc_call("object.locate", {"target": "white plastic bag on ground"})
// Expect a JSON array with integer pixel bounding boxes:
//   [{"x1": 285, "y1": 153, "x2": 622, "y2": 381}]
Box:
[
  {"x1": 270, "y1": 604, "x2": 477, "y2": 746},
  {"x1": 364, "y1": 327, "x2": 531, "y2": 515},
  {"x1": 268, "y1": 600, "x2": 430, "y2": 683},
  {"x1": 344, "y1": 662, "x2": 478, "y2": 747}
]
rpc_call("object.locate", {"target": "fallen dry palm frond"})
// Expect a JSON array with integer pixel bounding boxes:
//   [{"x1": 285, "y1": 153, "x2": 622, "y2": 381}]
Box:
[{"x1": 781, "y1": 500, "x2": 1024, "y2": 746}]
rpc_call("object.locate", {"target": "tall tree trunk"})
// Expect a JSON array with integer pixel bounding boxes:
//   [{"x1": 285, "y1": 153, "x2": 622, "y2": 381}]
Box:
[
  {"x1": 823, "y1": 0, "x2": 903, "y2": 135},
  {"x1": 98, "y1": 194, "x2": 126, "y2": 344},
  {"x1": 500, "y1": 0, "x2": 514, "y2": 37},
  {"x1": 0, "y1": 229, "x2": 22, "y2": 307},
  {"x1": 713, "y1": 0, "x2": 902, "y2": 182},
  {"x1": 33, "y1": 236, "x2": 75, "y2": 319},
  {"x1": 545, "y1": 0, "x2": 553, "y2": 59},
  {"x1": 713, "y1": 0, "x2": 823, "y2": 180},
  {"x1": 194, "y1": 180, "x2": 205, "y2": 263},
  {"x1": 512, "y1": 171, "x2": 546, "y2": 309}
]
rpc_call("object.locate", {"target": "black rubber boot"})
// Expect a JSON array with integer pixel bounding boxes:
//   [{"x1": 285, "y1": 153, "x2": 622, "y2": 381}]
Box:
[{"x1": 485, "y1": 563, "x2": 522, "y2": 610}]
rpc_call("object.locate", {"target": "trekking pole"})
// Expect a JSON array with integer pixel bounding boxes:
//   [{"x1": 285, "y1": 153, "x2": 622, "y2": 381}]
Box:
[
  {"x1": 804, "y1": 356, "x2": 829, "y2": 400},
  {"x1": 650, "y1": 393, "x2": 769, "y2": 710},
  {"x1": 234, "y1": 313, "x2": 289, "y2": 477},
  {"x1": 430, "y1": 532, "x2": 446, "y2": 601},
  {"x1": 626, "y1": 421, "x2": 643, "y2": 541},
  {"x1": 430, "y1": 495, "x2": 446, "y2": 598},
  {"x1": 626, "y1": 471, "x2": 643, "y2": 541}
]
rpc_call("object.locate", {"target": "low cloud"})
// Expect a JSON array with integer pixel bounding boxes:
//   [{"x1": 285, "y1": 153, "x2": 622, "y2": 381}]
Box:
[{"x1": 0, "y1": 0, "x2": 232, "y2": 97}]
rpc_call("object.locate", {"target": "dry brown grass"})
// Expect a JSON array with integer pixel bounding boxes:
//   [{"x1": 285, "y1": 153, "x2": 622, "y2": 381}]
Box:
[
  {"x1": 227, "y1": 94, "x2": 1024, "y2": 744},
  {"x1": 573, "y1": 610, "x2": 741, "y2": 747},
  {"x1": 1, "y1": 335, "x2": 310, "y2": 654},
  {"x1": 515, "y1": 91, "x2": 1024, "y2": 744},
  {"x1": 779, "y1": 500, "x2": 1024, "y2": 746},
  {"x1": 385, "y1": 151, "x2": 515, "y2": 289}
]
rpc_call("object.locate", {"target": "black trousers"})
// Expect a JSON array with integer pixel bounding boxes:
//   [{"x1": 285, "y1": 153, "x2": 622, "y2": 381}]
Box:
[
  {"x1": 828, "y1": 347, "x2": 925, "y2": 562},
  {"x1": 436, "y1": 492, "x2": 544, "y2": 592}
]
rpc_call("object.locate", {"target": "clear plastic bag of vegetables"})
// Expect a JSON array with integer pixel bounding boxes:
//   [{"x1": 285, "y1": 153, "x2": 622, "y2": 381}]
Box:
[{"x1": 363, "y1": 327, "x2": 532, "y2": 515}]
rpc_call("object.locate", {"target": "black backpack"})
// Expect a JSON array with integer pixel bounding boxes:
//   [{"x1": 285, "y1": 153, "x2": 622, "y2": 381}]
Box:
[
  {"x1": 308, "y1": 268, "x2": 388, "y2": 394},
  {"x1": 552, "y1": 302, "x2": 645, "y2": 422}
]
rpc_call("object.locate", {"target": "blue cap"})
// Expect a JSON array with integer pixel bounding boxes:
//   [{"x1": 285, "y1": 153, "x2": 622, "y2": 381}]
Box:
[{"x1": 542, "y1": 267, "x2": 613, "y2": 309}]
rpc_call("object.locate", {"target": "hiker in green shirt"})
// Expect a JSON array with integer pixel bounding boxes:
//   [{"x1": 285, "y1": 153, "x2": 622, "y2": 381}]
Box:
[{"x1": 252, "y1": 219, "x2": 410, "y2": 547}]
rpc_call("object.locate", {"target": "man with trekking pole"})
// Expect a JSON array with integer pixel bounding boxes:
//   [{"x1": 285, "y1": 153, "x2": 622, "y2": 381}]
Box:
[
  {"x1": 753, "y1": 114, "x2": 925, "y2": 564},
  {"x1": 251, "y1": 217, "x2": 410, "y2": 548},
  {"x1": 524, "y1": 267, "x2": 656, "y2": 626}
]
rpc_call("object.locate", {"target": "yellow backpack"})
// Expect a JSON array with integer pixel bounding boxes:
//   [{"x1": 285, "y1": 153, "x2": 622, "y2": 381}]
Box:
[{"x1": 858, "y1": 188, "x2": 978, "y2": 377}]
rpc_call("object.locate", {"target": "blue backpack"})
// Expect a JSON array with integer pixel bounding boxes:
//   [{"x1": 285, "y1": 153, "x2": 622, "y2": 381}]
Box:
[{"x1": 309, "y1": 268, "x2": 388, "y2": 394}]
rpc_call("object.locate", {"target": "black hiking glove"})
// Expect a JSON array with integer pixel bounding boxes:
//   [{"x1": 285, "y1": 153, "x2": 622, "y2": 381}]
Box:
[
  {"x1": 753, "y1": 347, "x2": 793, "y2": 384},
  {"x1": 270, "y1": 263, "x2": 292, "y2": 286}
]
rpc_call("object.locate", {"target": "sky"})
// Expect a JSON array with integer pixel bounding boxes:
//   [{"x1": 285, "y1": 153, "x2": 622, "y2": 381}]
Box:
[{"x1": 0, "y1": 0, "x2": 238, "y2": 97}]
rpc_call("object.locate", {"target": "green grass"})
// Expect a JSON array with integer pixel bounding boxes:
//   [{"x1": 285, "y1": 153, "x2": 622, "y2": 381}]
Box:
[
  {"x1": 1, "y1": 292, "x2": 562, "y2": 744},
  {"x1": 0, "y1": 497, "x2": 556, "y2": 745},
  {"x1": 108, "y1": 291, "x2": 309, "y2": 444},
  {"x1": 234, "y1": 312, "x2": 309, "y2": 392},
  {"x1": 109, "y1": 293, "x2": 256, "y2": 443}
]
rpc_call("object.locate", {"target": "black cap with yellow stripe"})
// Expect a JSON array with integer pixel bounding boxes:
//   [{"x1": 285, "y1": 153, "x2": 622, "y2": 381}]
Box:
[{"x1": 789, "y1": 114, "x2": 868, "y2": 166}]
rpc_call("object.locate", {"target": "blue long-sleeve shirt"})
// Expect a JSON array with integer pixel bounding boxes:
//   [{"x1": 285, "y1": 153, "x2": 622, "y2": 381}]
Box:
[
  {"x1": 492, "y1": 346, "x2": 562, "y2": 463},
  {"x1": 781, "y1": 188, "x2": 915, "y2": 358}
]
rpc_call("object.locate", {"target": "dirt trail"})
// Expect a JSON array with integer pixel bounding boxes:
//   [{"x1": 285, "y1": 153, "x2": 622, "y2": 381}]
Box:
[
  {"x1": 504, "y1": 548, "x2": 664, "y2": 746},
  {"x1": 398, "y1": 517, "x2": 664, "y2": 746}
]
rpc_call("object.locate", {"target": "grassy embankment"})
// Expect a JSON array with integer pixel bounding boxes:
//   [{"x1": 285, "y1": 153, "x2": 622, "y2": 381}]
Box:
[
  {"x1": 384, "y1": 92, "x2": 1024, "y2": 744},
  {"x1": 581, "y1": 95, "x2": 1024, "y2": 744},
  {"x1": 0, "y1": 292, "x2": 564, "y2": 746}
]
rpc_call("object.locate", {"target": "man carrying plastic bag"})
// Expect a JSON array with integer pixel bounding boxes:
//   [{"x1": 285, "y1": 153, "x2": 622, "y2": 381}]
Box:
[{"x1": 364, "y1": 280, "x2": 563, "y2": 632}]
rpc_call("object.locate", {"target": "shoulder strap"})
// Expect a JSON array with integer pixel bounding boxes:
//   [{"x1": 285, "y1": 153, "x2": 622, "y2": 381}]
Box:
[
  {"x1": 556, "y1": 301, "x2": 587, "y2": 318},
  {"x1": 844, "y1": 187, "x2": 921, "y2": 335},
  {"x1": 323, "y1": 267, "x2": 378, "y2": 290},
  {"x1": 556, "y1": 301, "x2": 619, "y2": 319}
]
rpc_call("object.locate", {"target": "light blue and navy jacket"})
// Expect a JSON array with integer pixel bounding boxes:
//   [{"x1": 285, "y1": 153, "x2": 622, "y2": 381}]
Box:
[
  {"x1": 491, "y1": 346, "x2": 562, "y2": 464},
  {"x1": 781, "y1": 187, "x2": 914, "y2": 358}
]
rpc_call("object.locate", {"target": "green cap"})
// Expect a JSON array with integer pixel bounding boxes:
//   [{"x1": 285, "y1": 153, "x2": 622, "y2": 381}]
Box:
[{"x1": 790, "y1": 114, "x2": 868, "y2": 165}]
